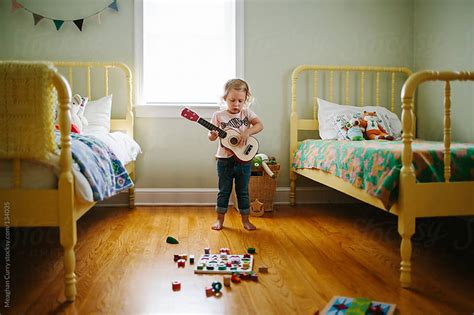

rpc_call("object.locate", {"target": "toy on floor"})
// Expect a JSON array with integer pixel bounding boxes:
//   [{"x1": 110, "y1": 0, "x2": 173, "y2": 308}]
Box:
[
  {"x1": 258, "y1": 266, "x2": 268, "y2": 273},
  {"x1": 194, "y1": 252, "x2": 254, "y2": 274},
  {"x1": 166, "y1": 236, "x2": 179, "y2": 244},
  {"x1": 172, "y1": 281, "x2": 181, "y2": 291},
  {"x1": 321, "y1": 296, "x2": 396, "y2": 315},
  {"x1": 223, "y1": 275, "x2": 231, "y2": 287}
]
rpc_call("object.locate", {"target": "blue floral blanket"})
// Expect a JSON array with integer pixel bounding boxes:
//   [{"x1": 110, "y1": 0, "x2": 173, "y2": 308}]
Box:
[{"x1": 55, "y1": 132, "x2": 133, "y2": 201}]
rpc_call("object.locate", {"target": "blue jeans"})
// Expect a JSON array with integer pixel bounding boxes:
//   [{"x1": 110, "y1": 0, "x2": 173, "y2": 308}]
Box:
[{"x1": 216, "y1": 158, "x2": 251, "y2": 215}]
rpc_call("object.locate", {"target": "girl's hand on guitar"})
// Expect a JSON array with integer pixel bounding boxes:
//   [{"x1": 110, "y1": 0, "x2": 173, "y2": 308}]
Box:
[
  {"x1": 208, "y1": 130, "x2": 219, "y2": 141},
  {"x1": 239, "y1": 130, "x2": 250, "y2": 146}
]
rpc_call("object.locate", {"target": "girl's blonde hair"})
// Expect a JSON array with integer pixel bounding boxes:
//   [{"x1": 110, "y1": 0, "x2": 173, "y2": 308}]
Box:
[{"x1": 222, "y1": 79, "x2": 253, "y2": 106}]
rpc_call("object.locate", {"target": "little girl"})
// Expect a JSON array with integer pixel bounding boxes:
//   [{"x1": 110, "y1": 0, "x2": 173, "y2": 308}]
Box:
[{"x1": 208, "y1": 79, "x2": 264, "y2": 231}]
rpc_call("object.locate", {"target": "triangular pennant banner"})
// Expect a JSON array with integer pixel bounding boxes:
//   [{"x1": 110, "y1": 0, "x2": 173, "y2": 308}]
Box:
[
  {"x1": 108, "y1": 0, "x2": 118, "y2": 12},
  {"x1": 73, "y1": 19, "x2": 84, "y2": 31},
  {"x1": 53, "y1": 19, "x2": 64, "y2": 31},
  {"x1": 33, "y1": 13, "x2": 44, "y2": 25},
  {"x1": 11, "y1": 0, "x2": 23, "y2": 12}
]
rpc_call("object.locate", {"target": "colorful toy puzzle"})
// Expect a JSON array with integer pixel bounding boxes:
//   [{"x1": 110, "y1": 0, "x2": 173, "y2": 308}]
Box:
[
  {"x1": 321, "y1": 296, "x2": 396, "y2": 315},
  {"x1": 194, "y1": 253, "x2": 254, "y2": 274}
]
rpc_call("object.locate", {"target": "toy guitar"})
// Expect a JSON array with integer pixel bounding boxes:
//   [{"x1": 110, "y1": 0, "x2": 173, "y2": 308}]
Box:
[{"x1": 181, "y1": 108, "x2": 259, "y2": 162}]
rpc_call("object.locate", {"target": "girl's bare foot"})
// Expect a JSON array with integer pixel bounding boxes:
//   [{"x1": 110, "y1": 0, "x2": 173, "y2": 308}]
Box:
[
  {"x1": 211, "y1": 213, "x2": 225, "y2": 230},
  {"x1": 242, "y1": 215, "x2": 256, "y2": 231}
]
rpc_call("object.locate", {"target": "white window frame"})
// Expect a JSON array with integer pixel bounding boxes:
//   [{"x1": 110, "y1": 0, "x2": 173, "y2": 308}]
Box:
[{"x1": 134, "y1": 0, "x2": 244, "y2": 118}]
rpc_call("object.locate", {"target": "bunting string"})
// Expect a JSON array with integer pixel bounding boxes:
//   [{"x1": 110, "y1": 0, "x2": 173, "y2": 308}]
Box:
[{"x1": 11, "y1": 0, "x2": 119, "y2": 31}]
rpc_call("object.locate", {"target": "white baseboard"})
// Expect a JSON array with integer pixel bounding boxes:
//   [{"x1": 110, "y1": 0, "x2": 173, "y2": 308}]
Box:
[{"x1": 96, "y1": 186, "x2": 358, "y2": 207}]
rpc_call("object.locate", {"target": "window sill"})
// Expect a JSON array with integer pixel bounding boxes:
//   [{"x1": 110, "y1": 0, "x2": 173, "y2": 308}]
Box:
[{"x1": 135, "y1": 104, "x2": 220, "y2": 119}]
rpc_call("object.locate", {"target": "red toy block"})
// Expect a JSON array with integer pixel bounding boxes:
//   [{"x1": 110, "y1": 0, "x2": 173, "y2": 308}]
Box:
[
  {"x1": 172, "y1": 281, "x2": 181, "y2": 291},
  {"x1": 250, "y1": 273, "x2": 258, "y2": 281},
  {"x1": 231, "y1": 274, "x2": 241, "y2": 283}
]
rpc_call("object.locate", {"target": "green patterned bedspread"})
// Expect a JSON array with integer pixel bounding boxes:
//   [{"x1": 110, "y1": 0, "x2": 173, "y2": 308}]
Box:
[{"x1": 292, "y1": 140, "x2": 474, "y2": 207}]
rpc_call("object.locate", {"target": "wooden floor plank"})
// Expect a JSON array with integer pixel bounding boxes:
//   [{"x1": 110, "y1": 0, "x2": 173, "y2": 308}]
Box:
[{"x1": 2, "y1": 204, "x2": 474, "y2": 314}]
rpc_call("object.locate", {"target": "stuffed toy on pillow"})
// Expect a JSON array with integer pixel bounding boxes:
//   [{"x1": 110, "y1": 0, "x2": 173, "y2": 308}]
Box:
[
  {"x1": 345, "y1": 118, "x2": 364, "y2": 141},
  {"x1": 359, "y1": 111, "x2": 394, "y2": 140},
  {"x1": 70, "y1": 94, "x2": 88, "y2": 133}
]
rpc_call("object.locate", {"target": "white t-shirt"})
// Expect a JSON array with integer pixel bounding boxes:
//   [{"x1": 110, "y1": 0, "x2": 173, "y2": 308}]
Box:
[{"x1": 211, "y1": 108, "x2": 259, "y2": 158}]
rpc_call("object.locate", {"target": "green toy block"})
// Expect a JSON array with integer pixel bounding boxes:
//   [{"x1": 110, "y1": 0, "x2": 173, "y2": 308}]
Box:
[{"x1": 166, "y1": 236, "x2": 179, "y2": 244}]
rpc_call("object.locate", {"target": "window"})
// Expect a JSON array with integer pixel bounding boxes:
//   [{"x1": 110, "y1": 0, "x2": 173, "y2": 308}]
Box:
[{"x1": 136, "y1": 0, "x2": 242, "y2": 110}]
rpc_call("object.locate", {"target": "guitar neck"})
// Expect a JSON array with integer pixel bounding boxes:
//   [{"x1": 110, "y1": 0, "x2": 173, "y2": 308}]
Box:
[{"x1": 197, "y1": 118, "x2": 227, "y2": 138}]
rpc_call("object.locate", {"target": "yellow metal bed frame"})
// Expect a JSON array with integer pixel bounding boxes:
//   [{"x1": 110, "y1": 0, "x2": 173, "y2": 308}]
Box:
[
  {"x1": 0, "y1": 61, "x2": 135, "y2": 301},
  {"x1": 289, "y1": 65, "x2": 474, "y2": 288}
]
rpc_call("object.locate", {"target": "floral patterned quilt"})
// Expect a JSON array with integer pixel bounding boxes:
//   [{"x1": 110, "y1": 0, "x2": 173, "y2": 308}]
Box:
[
  {"x1": 292, "y1": 140, "x2": 474, "y2": 207},
  {"x1": 55, "y1": 132, "x2": 133, "y2": 201}
]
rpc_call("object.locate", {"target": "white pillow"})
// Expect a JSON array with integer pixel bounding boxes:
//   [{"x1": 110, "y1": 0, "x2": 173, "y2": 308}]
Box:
[
  {"x1": 83, "y1": 95, "x2": 112, "y2": 134},
  {"x1": 317, "y1": 98, "x2": 402, "y2": 140}
]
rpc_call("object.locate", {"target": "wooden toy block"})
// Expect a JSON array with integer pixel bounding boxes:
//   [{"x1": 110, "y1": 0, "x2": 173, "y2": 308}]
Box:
[
  {"x1": 166, "y1": 236, "x2": 179, "y2": 244},
  {"x1": 250, "y1": 273, "x2": 258, "y2": 282},
  {"x1": 231, "y1": 274, "x2": 241, "y2": 283},
  {"x1": 211, "y1": 281, "x2": 223, "y2": 292},
  {"x1": 177, "y1": 259, "x2": 185, "y2": 268},
  {"x1": 247, "y1": 247, "x2": 256, "y2": 254},
  {"x1": 204, "y1": 247, "x2": 210, "y2": 254},
  {"x1": 172, "y1": 281, "x2": 181, "y2": 291},
  {"x1": 240, "y1": 273, "x2": 250, "y2": 280},
  {"x1": 258, "y1": 266, "x2": 268, "y2": 273},
  {"x1": 174, "y1": 254, "x2": 180, "y2": 262},
  {"x1": 180, "y1": 254, "x2": 187, "y2": 260},
  {"x1": 189, "y1": 255, "x2": 195, "y2": 264},
  {"x1": 219, "y1": 248, "x2": 230, "y2": 254},
  {"x1": 205, "y1": 286, "x2": 214, "y2": 297},
  {"x1": 194, "y1": 253, "x2": 254, "y2": 274},
  {"x1": 223, "y1": 275, "x2": 231, "y2": 287}
]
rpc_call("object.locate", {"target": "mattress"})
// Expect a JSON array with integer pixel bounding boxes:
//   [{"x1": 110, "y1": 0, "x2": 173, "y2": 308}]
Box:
[
  {"x1": 0, "y1": 131, "x2": 141, "y2": 202},
  {"x1": 292, "y1": 139, "x2": 474, "y2": 207}
]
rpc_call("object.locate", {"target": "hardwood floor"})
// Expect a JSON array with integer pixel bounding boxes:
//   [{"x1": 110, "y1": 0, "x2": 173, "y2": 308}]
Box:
[{"x1": 2, "y1": 204, "x2": 474, "y2": 314}]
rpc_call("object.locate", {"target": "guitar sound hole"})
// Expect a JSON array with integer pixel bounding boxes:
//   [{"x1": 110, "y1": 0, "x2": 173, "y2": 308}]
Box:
[{"x1": 230, "y1": 137, "x2": 239, "y2": 145}]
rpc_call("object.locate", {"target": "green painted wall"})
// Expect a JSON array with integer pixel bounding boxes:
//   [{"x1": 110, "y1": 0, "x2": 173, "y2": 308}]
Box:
[
  {"x1": 414, "y1": 0, "x2": 474, "y2": 142},
  {"x1": 1, "y1": 0, "x2": 471, "y2": 189}
]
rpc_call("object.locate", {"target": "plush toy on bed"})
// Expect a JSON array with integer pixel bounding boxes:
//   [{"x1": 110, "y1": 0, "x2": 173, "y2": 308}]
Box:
[
  {"x1": 359, "y1": 111, "x2": 394, "y2": 140},
  {"x1": 70, "y1": 94, "x2": 88, "y2": 133},
  {"x1": 345, "y1": 118, "x2": 364, "y2": 141}
]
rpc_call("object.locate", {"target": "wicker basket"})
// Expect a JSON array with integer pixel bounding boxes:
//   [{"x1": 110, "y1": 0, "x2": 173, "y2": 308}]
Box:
[
  {"x1": 248, "y1": 164, "x2": 280, "y2": 212},
  {"x1": 231, "y1": 164, "x2": 280, "y2": 215}
]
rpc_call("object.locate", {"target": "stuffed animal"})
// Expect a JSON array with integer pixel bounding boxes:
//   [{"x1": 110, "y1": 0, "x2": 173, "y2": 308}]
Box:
[
  {"x1": 252, "y1": 154, "x2": 276, "y2": 178},
  {"x1": 345, "y1": 118, "x2": 364, "y2": 141},
  {"x1": 255, "y1": 153, "x2": 275, "y2": 178},
  {"x1": 252, "y1": 155, "x2": 263, "y2": 168},
  {"x1": 70, "y1": 94, "x2": 88, "y2": 133},
  {"x1": 359, "y1": 111, "x2": 394, "y2": 140}
]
